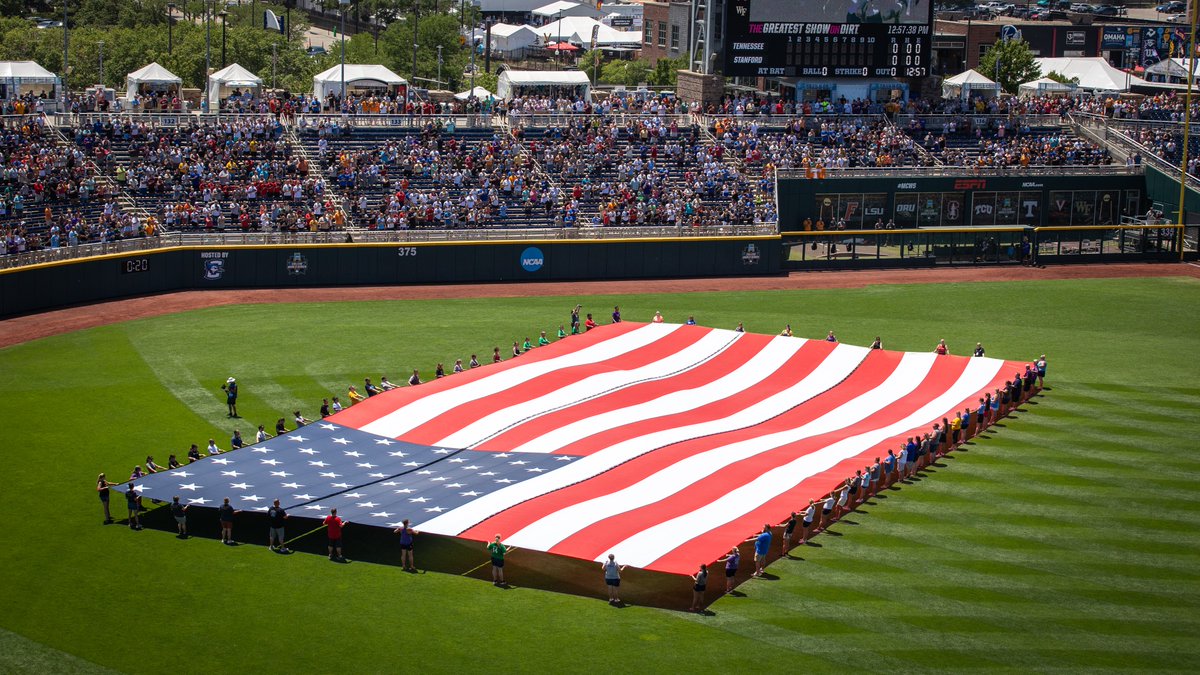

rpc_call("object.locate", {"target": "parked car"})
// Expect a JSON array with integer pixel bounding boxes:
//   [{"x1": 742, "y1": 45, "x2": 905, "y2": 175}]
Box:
[
  {"x1": 1168, "y1": 12, "x2": 1188, "y2": 21},
  {"x1": 1093, "y1": 4, "x2": 1126, "y2": 15},
  {"x1": 306, "y1": 45, "x2": 327, "y2": 57},
  {"x1": 1156, "y1": 2, "x2": 1185, "y2": 13}
]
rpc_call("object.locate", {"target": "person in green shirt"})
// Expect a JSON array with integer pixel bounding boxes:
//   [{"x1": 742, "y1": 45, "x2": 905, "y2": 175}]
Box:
[
  {"x1": 538, "y1": 331, "x2": 550, "y2": 347},
  {"x1": 557, "y1": 324, "x2": 567, "y2": 340},
  {"x1": 487, "y1": 534, "x2": 511, "y2": 586},
  {"x1": 522, "y1": 337, "x2": 534, "y2": 352}
]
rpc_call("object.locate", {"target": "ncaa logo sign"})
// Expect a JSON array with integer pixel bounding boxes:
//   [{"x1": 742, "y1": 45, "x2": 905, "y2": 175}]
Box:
[{"x1": 520, "y1": 246, "x2": 544, "y2": 273}]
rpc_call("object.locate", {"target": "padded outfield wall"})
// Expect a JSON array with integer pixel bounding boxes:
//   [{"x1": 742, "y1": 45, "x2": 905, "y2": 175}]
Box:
[{"x1": 0, "y1": 237, "x2": 782, "y2": 318}]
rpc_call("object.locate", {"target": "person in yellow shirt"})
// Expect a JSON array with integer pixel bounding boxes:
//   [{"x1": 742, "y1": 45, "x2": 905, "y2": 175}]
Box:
[{"x1": 347, "y1": 385, "x2": 366, "y2": 404}]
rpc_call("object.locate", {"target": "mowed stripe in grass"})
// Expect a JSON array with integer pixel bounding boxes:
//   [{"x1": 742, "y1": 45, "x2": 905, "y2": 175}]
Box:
[{"x1": 0, "y1": 276, "x2": 1197, "y2": 674}]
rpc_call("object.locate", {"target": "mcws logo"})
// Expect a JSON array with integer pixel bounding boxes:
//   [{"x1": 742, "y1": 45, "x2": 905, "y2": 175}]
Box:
[{"x1": 521, "y1": 246, "x2": 545, "y2": 272}]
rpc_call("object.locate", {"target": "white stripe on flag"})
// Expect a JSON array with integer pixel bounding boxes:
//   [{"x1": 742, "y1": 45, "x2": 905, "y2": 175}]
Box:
[
  {"x1": 610, "y1": 357, "x2": 1006, "y2": 568},
  {"x1": 360, "y1": 323, "x2": 677, "y2": 438},
  {"x1": 436, "y1": 327, "x2": 741, "y2": 449},
  {"x1": 507, "y1": 337, "x2": 809, "y2": 454},
  {"x1": 505, "y1": 352, "x2": 936, "y2": 552},
  {"x1": 414, "y1": 343, "x2": 870, "y2": 535}
]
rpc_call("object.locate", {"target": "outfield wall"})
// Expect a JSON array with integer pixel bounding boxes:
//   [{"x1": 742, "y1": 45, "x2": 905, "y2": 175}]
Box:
[{"x1": 0, "y1": 237, "x2": 781, "y2": 318}]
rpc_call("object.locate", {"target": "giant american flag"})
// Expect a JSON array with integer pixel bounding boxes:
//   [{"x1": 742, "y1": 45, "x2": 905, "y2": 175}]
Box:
[{"x1": 124, "y1": 322, "x2": 1027, "y2": 574}]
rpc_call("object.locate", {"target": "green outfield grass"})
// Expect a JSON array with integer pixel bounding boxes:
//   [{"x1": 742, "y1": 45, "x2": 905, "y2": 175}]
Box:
[{"x1": 1, "y1": 276, "x2": 1198, "y2": 674}]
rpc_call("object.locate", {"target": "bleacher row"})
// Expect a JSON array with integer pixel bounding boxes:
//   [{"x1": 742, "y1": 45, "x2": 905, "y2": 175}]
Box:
[{"x1": 0, "y1": 108, "x2": 1189, "y2": 255}]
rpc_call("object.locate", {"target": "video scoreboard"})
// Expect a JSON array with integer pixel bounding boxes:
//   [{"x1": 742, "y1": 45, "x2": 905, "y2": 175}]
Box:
[{"x1": 723, "y1": 0, "x2": 933, "y2": 78}]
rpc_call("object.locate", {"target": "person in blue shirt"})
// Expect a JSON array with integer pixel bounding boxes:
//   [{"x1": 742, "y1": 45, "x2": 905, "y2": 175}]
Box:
[
  {"x1": 751, "y1": 524, "x2": 772, "y2": 577},
  {"x1": 686, "y1": 316, "x2": 697, "y2": 326}
]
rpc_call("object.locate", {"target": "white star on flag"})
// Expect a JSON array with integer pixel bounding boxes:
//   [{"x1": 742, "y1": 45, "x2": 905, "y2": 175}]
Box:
[
  {"x1": 409, "y1": 497, "x2": 429, "y2": 503},
  {"x1": 554, "y1": 456, "x2": 574, "y2": 461},
  {"x1": 281, "y1": 482, "x2": 302, "y2": 489},
  {"x1": 303, "y1": 505, "x2": 325, "y2": 511},
  {"x1": 293, "y1": 493, "x2": 315, "y2": 500},
  {"x1": 445, "y1": 483, "x2": 464, "y2": 488},
  {"x1": 179, "y1": 483, "x2": 201, "y2": 491},
  {"x1": 260, "y1": 459, "x2": 282, "y2": 466},
  {"x1": 388, "y1": 451, "x2": 408, "y2": 458},
  {"x1": 344, "y1": 492, "x2": 365, "y2": 499},
  {"x1": 387, "y1": 522, "x2": 406, "y2": 528},
  {"x1": 251, "y1": 447, "x2": 275, "y2": 454},
  {"x1": 252, "y1": 506, "x2": 269, "y2": 512},
  {"x1": 433, "y1": 449, "x2": 452, "y2": 455},
  {"x1": 270, "y1": 471, "x2": 292, "y2": 478},
  {"x1": 382, "y1": 481, "x2": 398, "y2": 487},
  {"x1": 230, "y1": 482, "x2": 252, "y2": 490},
  {"x1": 344, "y1": 451, "x2": 363, "y2": 458},
  {"x1": 319, "y1": 472, "x2": 341, "y2": 478},
  {"x1": 299, "y1": 448, "x2": 319, "y2": 455},
  {"x1": 449, "y1": 458, "x2": 466, "y2": 463},
  {"x1": 495, "y1": 478, "x2": 514, "y2": 484},
  {"x1": 221, "y1": 470, "x2": 243, "y2": 477},
  {"x1": 478, "y1": 471, "x2": 496, "y2": 476},
  {"x1": 332, "y1": 437, "x2": 351, "y2": 445},
  {"x1": 188, "y1": 497, "x2": 211, "y2": 505},
  {"x1": 308, "y1": 461, "x2": 328, "y2": 468},
  {"x1": 431, "y1": 476, "x2": 448, "y2": 482},
  {"x1": 460, "y1": 491, "x2": 482, "y2": 497},
  {"x1": 173, "y1": 471, "x2": 192, "y2": 477},
  {"x1": 331, "y1": 482, "x2": 352, "y2": 489},
  {"x1": 370, "y1": 512, "x2": 392, "y2": 518},
  {"x1": 403, "y1": 461, "x2": 421, "y2": 467},
  {"x1": 289, "y1": 436, "x2": 308, "y2": 442},
  {"x1": 241, "y1": 495, "x2": 263, "y2": 502},
  {"x1": 424, "y1": 506, "x2": 445, "y2": 513},
  {"x1": 210, "y1": 458, "x2": 232, "y2": 465},
  {"x1": 417, "y1": 470, "x2": 435, "y2": 475},
  {"x1": 368, "y1": 472, "x2": 386, "y2": 478},
  {"x1": 494, "y1": 453, "x2": 510, "y2": 458},
  {"x1": 356, "y1": 462, "x2": 377, "y2": 469},
  {"x1": 356, "y1": 502, "x2": 378, "y2": 508},
  {"x1": 462, "y1": 465, "x2": 480, "y2": 471},
  {"x1": 394, "y1": 488, "x2": 415, "y2": 494},
  {"x1": 527, "y1": 467, "x2": 546, "y2": 473},
  {"x1": 509, "y1": 460, "x2": 528, "y2": 466},
  {"x1": 374, "y1": 439, "x2": 394, "y2": 445},
  {"x1": 320, "y1": 423, "x2": 337, "y2": 430}
]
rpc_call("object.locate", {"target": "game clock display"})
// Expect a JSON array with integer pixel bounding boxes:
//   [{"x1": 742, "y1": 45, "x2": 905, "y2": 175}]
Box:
[{"x1": 724, "y1": 0, "x2": 933, "y2": 78}]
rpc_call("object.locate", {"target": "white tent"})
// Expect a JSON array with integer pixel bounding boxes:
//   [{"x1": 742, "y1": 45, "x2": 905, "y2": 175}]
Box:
[
  {"x1": 125, "y1": 62, "x2": 181, "y2": 101},
  {"x1": 496, "y1": 69, "x2": 591, "y2": 100},
  {"x1": 312, "y1": 63, "x2": 407, "y2": 100},
  {"x1": 487, "y1": 23, "x2": 540, "y2": 54},
  {"x1": 1034, "y1": 57, "x2": 1149, "y2": 92},
  {"x1": 0, "y1": 61, "x2": 61, "y2": 100},
  {"x1": 532, "y1": 1, "x2": 604, "y2": 20},
  {"x1": 941, "y1": 69, "x2": 1000, "y2": 99},
  {"x1": 535, "y1": 16, "x2": 641, "y2": 46},
  {"x1": 208, "y1": 63, "x2": 262, "y2": 110},
  {"x1": 1144, "y1": 57, "x2": 1200, "y2": 84},
  {"x1": 1018, "y1": 77, "x2": 1076, "y2": 97},
  {"x1": 455, "y1": 86, "x2": 494, "y2": 100}
]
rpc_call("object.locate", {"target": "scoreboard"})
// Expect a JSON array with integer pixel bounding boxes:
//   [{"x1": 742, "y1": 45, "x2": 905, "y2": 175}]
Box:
[{"x1": 723, "y1": 0, "x2": 933, "y2": 79}]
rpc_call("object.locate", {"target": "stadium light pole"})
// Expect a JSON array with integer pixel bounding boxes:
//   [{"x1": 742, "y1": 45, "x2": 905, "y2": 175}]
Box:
[
  {"x1": 61, "y1": 0, "x2": 68, "y2": 104},
  {"x1": 167, "y1": 3, "x2": 176, "y2": 55},
  {"x1": 412, "y1": 3, "x2": 420, "y2": 104},
  {"x1": 437, "y1": 44, "x2": 443, "y2": 89},
  {"x1": 219, "y1": 10, "x2": 229, "y2": 69},
  {"x1": 340, "y1": 0, "x2": 349, "y2": 107},
  {"x1": 97, "y1": 40, "x2": 104, "y2": 87},
  {"x1": 205, "y1": 0, "x2": 212, "y2": 105}
]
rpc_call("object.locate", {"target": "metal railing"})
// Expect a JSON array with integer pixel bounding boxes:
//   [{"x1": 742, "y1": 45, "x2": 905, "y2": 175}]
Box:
[
  {"x1": 0, "y1": 222, "x2": 777, "y2": 270},
  {"x1": 776, "y1": 164, "x2": 1141, "y2": 179},
  {"x1": 294, "y1": 113, "x2": 495, "y2": 129}
]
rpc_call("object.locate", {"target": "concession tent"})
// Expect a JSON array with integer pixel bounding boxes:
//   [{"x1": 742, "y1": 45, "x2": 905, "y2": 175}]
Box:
[
  {"x1": 535, "y1": 16, "x2": 641, "y2": 46},
  {"x1": 532, "y1": 1, "x2": 604, "y2": 20},
  {"x1": 1034, "y1": 57, "x2": 1150, "y2": 92},
  {"x1": 486, "y1": 23, "x2": 540, "y2": 55},
  {"x1": 312, "y1": 63, "x2": 407, "y2": 100},
  {"x1": 496, "y1": 69, "x2": 591, "y2": 100},
  {"x1": 454, "y1": 86, "x2": 494, "y2": 100},
  {"x1": 0, "y1": 61, "x2": 61, "y2": 101},
  {"x1": 1143, "y1": 57, "x2": 1199, "y2": 85},
  {"x1": 125, "y1": 62, "x2": 182, "y2": 101},
  {"x1": 207, "y1": 63, "x2": 262, "y2": 110},
  {"x1": 941, "y1": 69, "x2": 1000, "y2": 99},
  {"x1": 1017, "y1": 77, "x2": 1076, "y2": 97}
]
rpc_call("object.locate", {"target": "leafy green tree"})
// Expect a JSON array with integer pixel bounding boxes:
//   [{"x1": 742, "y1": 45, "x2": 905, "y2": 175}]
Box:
[
  {"x1": 977, "y1": 38, "x2": 1041, "y2": 94},
  {"x1": 380, "y1": 12, "x2": 469, "y2": 90},
  {"x1": 1044, "y1": 70, "x2": 1079, "y2": 85},
  {"x1": 598, "y1": 58, "x2": 651, "y2": 87},
  {"x1": 649, "y1": 55, "x2": 687, "y2": 87}
]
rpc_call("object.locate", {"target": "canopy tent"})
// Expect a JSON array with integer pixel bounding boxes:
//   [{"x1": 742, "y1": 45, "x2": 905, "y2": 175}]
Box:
[
  {"x1": 312, "y1": 63, "x2": 407, "y2": 100},
  {"x1": 1017, "y1": 77, "x2": 1076, "y2": 97},
  {"x1": 455, "y1": 86, "x2": 494, "y2": 101},
  {"x1": 0, "y1": 61, "x2": 61, "y2": 101},
  {"x1": 207, "y1": 63, "x2": 262, "y2": 111},
  {"x1": 546, "y1": 42, "x2": 580, "y2": 51},
  {"x1": 535, "y1": 16, "x2": 641, "y2": 46},
  {"x1": 532, "y1": 1, "x2": 604, "y2": 20},
  {"x1": 941, "y1": 69, "x2": 1000, "y2": 99},
  {"x1": 125, "y1": 62, "x2": 182, "y2": 101},
  {"x1": 485, "y1": 23, "x2": 540, "y2": 54},
  {"x1": 1144, "y1": 57, "x2": 1200, "y2": 84},
  {"x1": 477, "y1": 0, "x2": 551, "y2": 12},
  {"x1": 496, "y1": 69, "x2": 591, "y2": 100},
  {"x1": 1034, "y1": 57, "x2": 1149, "y2": 92}
]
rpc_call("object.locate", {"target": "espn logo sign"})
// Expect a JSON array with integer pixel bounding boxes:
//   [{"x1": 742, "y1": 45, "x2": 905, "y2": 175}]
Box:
[{"x1": 954, "y1": 179, "x2": 987, "y2": 190}]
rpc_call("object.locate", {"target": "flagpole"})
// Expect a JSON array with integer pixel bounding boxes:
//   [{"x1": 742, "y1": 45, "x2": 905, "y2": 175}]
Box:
[{"x1": 1177, "y1": 0, "x2": 1198, "y2": 261}]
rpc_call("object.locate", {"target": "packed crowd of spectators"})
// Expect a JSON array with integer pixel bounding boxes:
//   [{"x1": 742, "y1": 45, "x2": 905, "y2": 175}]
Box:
[{"x1": 714, "y1": 116, "x2": 930, "y2": 171}]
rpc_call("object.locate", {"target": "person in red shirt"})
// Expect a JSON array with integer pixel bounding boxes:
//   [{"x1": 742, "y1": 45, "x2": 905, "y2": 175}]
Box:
[
  {"x1": 585, "y1": 314, "x2": 597, "y2": 331},
  {"x1": 324, "y1": 509, "x2": 346, "y2": 561}
]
